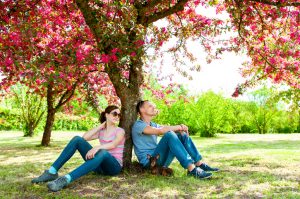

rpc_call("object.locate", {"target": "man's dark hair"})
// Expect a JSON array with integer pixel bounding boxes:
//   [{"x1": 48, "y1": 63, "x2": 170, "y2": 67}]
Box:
[{"x1": 136, "y1": 100, "x2": 148, "y2": 114}]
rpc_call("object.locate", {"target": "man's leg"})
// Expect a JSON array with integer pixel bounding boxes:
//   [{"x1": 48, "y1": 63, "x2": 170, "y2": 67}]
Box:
[
  {"x1": 177, "y1": 132, "x2": 219, "y2": 172},
  {"x1": 153, "y1": 131, "x2": 194, "y2": 169},
  {"x1": 177, "y1": 132, "x2": 202, "y2": 163},
  {"x1": 153, "y1": 131, "x2": 212, "y2": 179}
]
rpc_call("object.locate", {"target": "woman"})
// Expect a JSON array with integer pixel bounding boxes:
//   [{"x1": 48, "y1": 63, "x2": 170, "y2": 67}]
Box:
[{"x1": 32, "y1": 105, "x2": 125, "y2": 192}]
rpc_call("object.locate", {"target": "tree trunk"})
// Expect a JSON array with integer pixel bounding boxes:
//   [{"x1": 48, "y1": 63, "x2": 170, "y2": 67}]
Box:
[
  {"x1": 119, "y1": 92, "x2": 140, "y2": 168},
  {"x1": 24, "y1": 122, "x2": 34, "y2": 137},
  {"x1": 41, "y1": 108, "x2": 56, "y2": 146},
  {"x1": 41, "y1": 82, "x2": 55, "y2": 146}
]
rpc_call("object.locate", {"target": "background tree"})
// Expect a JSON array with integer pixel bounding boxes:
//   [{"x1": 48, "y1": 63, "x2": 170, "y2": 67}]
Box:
[
  {"x1": 11, "y1": 84, "x2": 46, "y2": 137},
  {"x1": 0, "y1": 1, "x2": 116, "y2": 145},
  {"x1": 246, "y1": 87, "x2": 278, "y2": 134}
]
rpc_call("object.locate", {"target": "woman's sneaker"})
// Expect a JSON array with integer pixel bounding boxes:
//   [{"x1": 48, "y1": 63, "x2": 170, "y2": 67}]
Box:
[
  {"x1": 187, "y1": 167, "x2": 212, "y2": 179},
  {"x1": 31, "y1": 170, "x2": 58, "y2": 183},
  {"x1": 47, "y1": 176, "x2": 69, "y2": 192},
  {"x1": 198, "y1": 163, "x2": 220, "y2": 172}
]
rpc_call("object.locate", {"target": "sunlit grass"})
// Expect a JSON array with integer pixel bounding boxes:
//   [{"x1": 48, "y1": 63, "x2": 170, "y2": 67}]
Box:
[{"x1": 0, "y1": 131, "x2": 300, "y2": 198}]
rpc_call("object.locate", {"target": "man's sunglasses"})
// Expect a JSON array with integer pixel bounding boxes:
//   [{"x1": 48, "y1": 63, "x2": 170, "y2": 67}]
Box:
[{"x1": 110, "y1": 111, "x2": 121, "y2": 118}]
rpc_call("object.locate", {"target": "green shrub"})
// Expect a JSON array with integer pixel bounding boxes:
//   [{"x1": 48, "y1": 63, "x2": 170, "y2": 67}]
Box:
[
  {"x1": 53, "y1": 113, "x2": 99, "y2": 131},
  {"x1": 0, "y1": 107, "x2": 22, "y2": 130}
]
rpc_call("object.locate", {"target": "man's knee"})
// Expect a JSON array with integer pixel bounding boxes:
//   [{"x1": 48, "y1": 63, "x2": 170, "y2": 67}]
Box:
[
  {"x1": 164, "y1": 131, "x2": 177, "y2": 139},
  {"x1": 178, "y1": 132, "x2": 189, "y2": 139},
  {"x1": 198, "y1": 154, "x2": 203, "y2": 161}
]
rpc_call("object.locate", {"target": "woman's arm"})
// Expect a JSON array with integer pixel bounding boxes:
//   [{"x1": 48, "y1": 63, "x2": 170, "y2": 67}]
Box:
[
  {"x1": 82, "y1": 122, "x2": 106, "y2": 141},
  {"x1": 85, "y1": 128, "x2": 125, "y2": 160}
]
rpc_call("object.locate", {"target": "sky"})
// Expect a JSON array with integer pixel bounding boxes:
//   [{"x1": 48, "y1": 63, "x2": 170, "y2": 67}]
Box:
[{"x1": 151, "y1": 6, "x2": 250, "y2": 98}]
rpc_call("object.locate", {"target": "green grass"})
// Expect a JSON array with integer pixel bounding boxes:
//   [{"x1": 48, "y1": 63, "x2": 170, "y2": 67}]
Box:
[{"x1": 0, "y1": 132, "x2": 300, "y2": 198}]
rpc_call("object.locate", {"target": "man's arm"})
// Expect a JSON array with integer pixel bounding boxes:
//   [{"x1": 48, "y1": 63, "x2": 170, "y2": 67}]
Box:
[{"x1": 143, "y1": 125, "x2": 183, "y2": 135}]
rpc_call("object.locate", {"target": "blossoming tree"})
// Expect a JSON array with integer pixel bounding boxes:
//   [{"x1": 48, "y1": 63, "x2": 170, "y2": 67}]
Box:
[{"x1": 1, "y1": 0, "x2": 299, "y2": 166}]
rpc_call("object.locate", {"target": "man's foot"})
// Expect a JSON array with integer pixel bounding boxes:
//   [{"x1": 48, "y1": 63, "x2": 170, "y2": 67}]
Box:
[
  {"x1": 47, "y1": 176, "x2": 69, "y2": 192},
  {"x1": 187, "y1": 167, "x2": 212, "y2": 179},
  {"x1": 198, "y1": 163, "x2": 220, "y2": 172},
  {"x1": 31, "y1": 170, "x2": 58, "y2": 183}
]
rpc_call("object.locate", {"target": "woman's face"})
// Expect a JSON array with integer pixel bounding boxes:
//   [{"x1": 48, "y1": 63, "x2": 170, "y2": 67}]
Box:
[{"x1": 105, "y1": 109, "x2": 121, "y2": 125}]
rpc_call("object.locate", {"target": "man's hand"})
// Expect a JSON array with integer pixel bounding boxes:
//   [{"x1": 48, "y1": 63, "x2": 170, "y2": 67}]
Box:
[
  {"x1": 179, "y1": 124, "x2": 189, "y2": 136},
  {"x1": 180, "y1": 124, "x2": 188, "y2": 132},
  {"x1": 85, "y1": 147, "x2": 100, "y2": 160}
]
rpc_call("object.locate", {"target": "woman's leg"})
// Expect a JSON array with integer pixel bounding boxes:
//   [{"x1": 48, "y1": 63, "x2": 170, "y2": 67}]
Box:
[
  {"x1": 51, "y1": 136, "x2": 92, "y2": 171},
  {"x1": 32, "y1": 136, "x2": 92, "y2": 184},
  {"x1": 96, "y1": 153, "x2": 122, "y2": 176},
  {"x1": 68, "y1": 149, "x2": 121, "y2": 181},
  {"x1": 47, "y1": 150, "x2": 121, "y2": 192}
]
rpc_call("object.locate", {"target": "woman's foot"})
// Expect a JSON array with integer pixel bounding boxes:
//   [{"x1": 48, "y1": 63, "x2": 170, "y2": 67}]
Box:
[
  {"x1": 31, "y1": 170, "x2": 58, "y2": 183},
  {"x1": 47, "y1": 176, "x2": 69, "y2": 192}
]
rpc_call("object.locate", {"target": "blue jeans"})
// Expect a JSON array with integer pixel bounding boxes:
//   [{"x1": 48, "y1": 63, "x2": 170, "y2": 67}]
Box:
[
  {"x1": 52, "y1": 136, "x2": 122, "y2": 182},
  {"x1": 152, "y1": 131, "x2": 202, "y2": 169}
]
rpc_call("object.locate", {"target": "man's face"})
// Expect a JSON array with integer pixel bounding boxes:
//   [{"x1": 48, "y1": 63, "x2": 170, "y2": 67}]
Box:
[{"x1": 140, "y1": 101, "x2": 158, "y2": 117}]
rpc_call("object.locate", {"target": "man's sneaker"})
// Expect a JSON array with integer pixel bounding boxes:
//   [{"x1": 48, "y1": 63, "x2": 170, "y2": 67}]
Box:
[
  {"x1": 47, "y1": 176, "x2": 69, "y2": 192},
  {"x1": 31, "y1": 170, "x2": 58, "y2": 183},
  {"x1": 198, "y1": 163, "x2": 220, "y2": 172},
  {"x1": 187, "y1": 167, "x2": 212, "y2": 179}
]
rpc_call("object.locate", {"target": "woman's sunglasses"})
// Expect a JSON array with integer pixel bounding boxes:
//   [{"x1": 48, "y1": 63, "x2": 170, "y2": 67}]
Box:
[{"x1": 110, "y1": 111, "x2": 121, "y2": 118}]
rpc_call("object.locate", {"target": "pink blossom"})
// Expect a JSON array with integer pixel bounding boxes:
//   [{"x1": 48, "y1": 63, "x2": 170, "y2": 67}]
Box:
[
  {"x1": 130, "y1": 52, "x2": 136, "y2": 57},
  {"x1": 134, "y1": 40, "x2": 144, "y2": 47},
  {"x1": 101, "y1": 54, "x2": 110, "y2": 63},
  {"x1": 111, "y1": 48, "x2": 120, "y2": 54},
  {"x1": 76, "y1": 49, "x2": 84, "y2": 61},
  {"x1": 36, "y1": 79, "x2": 42, "y2": 85},
  {"x1": 5, "y1": 57, "x2": 13, "y2": 66},
  {"x1": 111, "y1": 54, "x2": 118, "y2": 62}
]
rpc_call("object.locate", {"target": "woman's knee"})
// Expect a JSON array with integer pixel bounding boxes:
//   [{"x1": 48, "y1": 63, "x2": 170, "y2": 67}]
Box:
[
  {"x1": 70, "y1": 136, "x2": 86, "y2": 145},
  {"x1": 94, "y1": 149, "x2": 109, "y2": 158},
  {"x1": 71, "y1": 135, "x2": 84, "y2": 142}
]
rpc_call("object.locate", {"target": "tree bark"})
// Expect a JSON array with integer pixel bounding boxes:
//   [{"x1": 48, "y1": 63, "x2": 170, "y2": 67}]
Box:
[
  {"x1": 41, "y1": 82, "x2": 55, "y2": 146},
  {"x1": 24, "y1": 122, "x2": 34, "y2": 137}
]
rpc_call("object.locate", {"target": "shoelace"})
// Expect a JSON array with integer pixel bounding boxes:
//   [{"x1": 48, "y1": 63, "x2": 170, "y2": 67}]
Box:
[
  {"x1": 195, "y1": 168, "x2": 204, "y2": 177},
  {"x1": 54, "y1": 177, "x2": 67, "y2": 185}
]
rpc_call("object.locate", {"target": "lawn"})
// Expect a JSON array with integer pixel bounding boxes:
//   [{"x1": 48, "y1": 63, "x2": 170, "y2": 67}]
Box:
[{"x1": 0, "y1": 131, "x2": 300, "y2": 198}]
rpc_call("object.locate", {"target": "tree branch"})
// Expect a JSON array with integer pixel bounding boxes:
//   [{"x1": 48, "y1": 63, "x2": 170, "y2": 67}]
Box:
[
  {"x1": 137, "y1": 0, "x2": 189, "y2": 26},
  {"x1": 248, "y1": 0, "x2": 300, "y2": 7},
  {"x1": 55, "y1": 81, "x2": 78, "y2": 111}
]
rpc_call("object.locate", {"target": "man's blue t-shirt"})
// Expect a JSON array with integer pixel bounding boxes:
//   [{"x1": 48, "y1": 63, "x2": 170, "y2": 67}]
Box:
[{"x1": 132, "y1": 119, "x2": 160, "y2": 166}]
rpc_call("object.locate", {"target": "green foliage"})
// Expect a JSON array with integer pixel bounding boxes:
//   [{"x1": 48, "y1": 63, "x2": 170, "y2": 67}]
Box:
[
  {"x1": 52, "y1": 113, "x2": 99, "y2": 131},
  {"x1": 0, "y1": 106, "x2": 21, "y2": 130},
  {"x1": 1, "y1": 81, "x2": 299, "y2": 136},
  {"x1": 11, "y1": 84, "x2": 46, "y2": 137},
  {"x1": 193, "y1": 91, "x2": 229, "y2": 137},
  {"x1": 144, "y1": 85, "x2": 299, "y2": 137}
]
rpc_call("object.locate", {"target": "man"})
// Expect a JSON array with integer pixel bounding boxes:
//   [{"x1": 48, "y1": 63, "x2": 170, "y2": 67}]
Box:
[{"x1": 132, "y1": 100, "x2": 219, "y2": 179}]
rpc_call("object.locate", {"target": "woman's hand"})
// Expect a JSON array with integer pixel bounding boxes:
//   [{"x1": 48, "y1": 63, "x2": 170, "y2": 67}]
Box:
[{"x1": 85, "y1": 147, "x2": 100, "y2": 160}]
